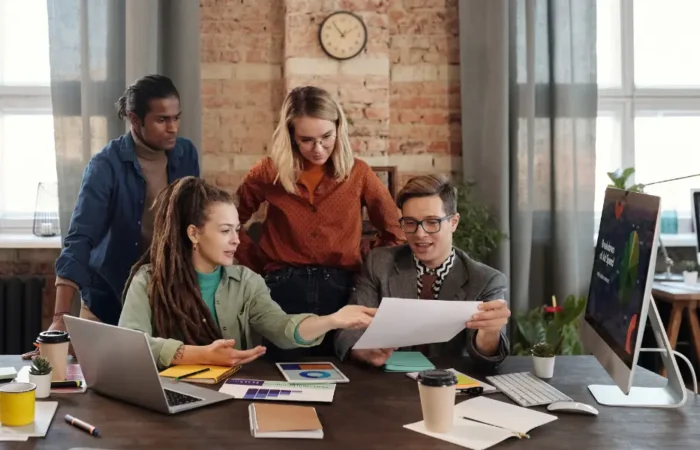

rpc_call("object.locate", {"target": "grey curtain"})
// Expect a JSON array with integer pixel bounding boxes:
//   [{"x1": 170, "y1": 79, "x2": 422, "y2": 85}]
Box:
[
  {"x1": 46, "y1": 0, "x2": 201, "y2": 310},
  {"x1": 46, "y1": 0, "x2": 202, "y2": 241},
  {"x1": 459, "y1": 0, "x2": 597, "y2": 314}
]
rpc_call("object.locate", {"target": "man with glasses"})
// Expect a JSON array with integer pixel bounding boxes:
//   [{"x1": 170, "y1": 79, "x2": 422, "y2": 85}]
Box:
[{"x1": 334, "y1": 174, "x2": 511, "y2": 368}]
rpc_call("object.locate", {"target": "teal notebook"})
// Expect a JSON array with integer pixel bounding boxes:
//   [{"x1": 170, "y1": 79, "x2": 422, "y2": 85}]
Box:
[{"x1": 383, "y1": 352, "x2": 435, "y2": 372}]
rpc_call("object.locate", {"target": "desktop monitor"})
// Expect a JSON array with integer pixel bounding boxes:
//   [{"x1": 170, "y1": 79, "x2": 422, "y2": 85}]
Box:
[{"x1": 581, "y1": 187, "x2": 686, "y2": 407}]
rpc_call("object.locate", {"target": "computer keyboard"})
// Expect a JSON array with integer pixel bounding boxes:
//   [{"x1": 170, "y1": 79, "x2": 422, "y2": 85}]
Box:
[
  {"x1": 164, "y1": 388, "x2": 202, "y2": 407},
  {"x1": 485, "y1": 372, "x2": 572, "y2": 407}
]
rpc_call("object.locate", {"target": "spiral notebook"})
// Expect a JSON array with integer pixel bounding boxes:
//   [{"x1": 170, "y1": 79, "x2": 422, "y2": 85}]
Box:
[
  {"x1": 159, "y1": 365, "x2": 239, "y2": 384},
  {"x1": 404, "y1": 397, "x2": 557, "y2": 450}
]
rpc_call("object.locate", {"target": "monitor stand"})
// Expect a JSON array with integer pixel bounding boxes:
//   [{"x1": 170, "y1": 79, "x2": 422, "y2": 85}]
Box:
[{"x1": 587, "y1": 296, "x2": 688, "y2": 408}]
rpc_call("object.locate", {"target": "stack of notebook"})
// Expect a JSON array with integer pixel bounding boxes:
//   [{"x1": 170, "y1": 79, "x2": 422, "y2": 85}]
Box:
[
  {"x1": 383, "y1": 351, "x2": 435, "y2": 372},
  {"x1": 248, "y1": 403, "x2": 323, "y2": 439}
]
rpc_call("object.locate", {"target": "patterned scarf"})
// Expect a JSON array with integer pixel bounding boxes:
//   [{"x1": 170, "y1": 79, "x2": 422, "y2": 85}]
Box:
[{"x1": 414, "y1": 248, "x2": 456, "y2": 299}]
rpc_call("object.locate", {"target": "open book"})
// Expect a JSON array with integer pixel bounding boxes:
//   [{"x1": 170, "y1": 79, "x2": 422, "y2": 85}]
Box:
[{"x1": 404, "y1": 396, "x2": 557, "y2": 450}]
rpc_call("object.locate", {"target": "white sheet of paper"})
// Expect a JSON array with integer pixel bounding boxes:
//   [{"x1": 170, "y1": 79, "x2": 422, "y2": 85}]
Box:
[{"x1": 352, "y1": 297, "x2": 481, "y2": 349}]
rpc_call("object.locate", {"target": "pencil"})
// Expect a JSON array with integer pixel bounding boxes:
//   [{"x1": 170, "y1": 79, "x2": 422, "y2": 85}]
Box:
[{"x1": 174, "y1": 367, "x2": 210, "y2": 382}]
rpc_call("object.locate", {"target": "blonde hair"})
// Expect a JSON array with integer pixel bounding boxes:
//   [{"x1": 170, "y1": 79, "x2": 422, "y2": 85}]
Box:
[{"x1": 269, "y1": 86, "x2": 355, "y2": 194}]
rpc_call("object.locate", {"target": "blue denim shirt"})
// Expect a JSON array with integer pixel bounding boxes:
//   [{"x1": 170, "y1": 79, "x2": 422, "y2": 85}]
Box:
[{"x1": 55, "y1": 133, "x2": 200, "y2": 325}]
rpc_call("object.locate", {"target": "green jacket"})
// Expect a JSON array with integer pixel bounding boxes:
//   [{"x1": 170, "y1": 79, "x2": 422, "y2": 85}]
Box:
[{"x1": 118, "y1": 264, "x2": 323, "y2": 367}]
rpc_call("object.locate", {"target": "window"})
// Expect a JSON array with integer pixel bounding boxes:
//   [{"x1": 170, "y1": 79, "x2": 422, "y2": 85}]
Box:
[
  {"x1": 596, "y1": 0, "x2": 700, "y2": 237},
  {"x1": 0, "y1": 0, "x2": 56, "y2": 232}
]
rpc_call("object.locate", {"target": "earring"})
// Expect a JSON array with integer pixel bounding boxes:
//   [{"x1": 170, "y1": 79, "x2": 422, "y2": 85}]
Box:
[{"x1": 193, "y1": 243, "x2": 198, "y2": 251}]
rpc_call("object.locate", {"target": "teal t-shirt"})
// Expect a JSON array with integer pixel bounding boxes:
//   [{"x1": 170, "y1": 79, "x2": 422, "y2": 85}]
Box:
[{"x1": 196, "y1": 266, "x2": 222, "y2": 327}]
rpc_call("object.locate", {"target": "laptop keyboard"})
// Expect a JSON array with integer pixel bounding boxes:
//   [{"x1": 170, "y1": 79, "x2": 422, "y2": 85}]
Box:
[{"x1": 164, "y1": 388, "x2": 203, "y2": 407}]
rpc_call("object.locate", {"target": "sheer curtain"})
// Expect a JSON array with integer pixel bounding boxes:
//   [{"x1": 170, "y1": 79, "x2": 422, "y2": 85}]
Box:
[
  {"x1": 46, "y1": 0, "x2": 201, "y2": 310},
  {"x1": 459, "y1": 0, "x2": 598, "y2": 314}
]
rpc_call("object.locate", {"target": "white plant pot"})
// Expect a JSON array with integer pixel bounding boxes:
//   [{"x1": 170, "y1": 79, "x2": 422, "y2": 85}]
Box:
[
  {"x1": 532, "y1": 356, "x2": 555, "y2": 379},
  {"x1": 682, "y1": 271, "x2": 698, "y2": 285},
  {"x1": 29, "y1": 371, "x2": 52, "y2": 399}
]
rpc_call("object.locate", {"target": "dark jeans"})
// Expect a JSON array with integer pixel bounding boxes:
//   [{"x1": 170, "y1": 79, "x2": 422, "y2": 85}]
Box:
[{"x1": 263, "y1": 266, "x2": 354, "y2": 360}]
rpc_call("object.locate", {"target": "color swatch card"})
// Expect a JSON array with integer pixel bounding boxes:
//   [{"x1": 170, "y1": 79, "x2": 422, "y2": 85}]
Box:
[
  {"x1": 220, "y1": 379, "x2": 336, "y2": 403},
  {"x1": 276, "y1": 362, "x2": 349, "y2": 384}
]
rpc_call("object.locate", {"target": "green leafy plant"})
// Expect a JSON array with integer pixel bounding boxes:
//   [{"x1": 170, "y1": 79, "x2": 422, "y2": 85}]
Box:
[
  {"x1": 29, "y1": 356, "x2": 52, "y2": 376},
  {"x1": 679, "y1": 260, "x2": 699, "y2": 272},
  {"x1": 513, "y1": 295, "x2": 587, "y2": 356},
  {"x1": 452, "y1": 182, "x2": 507, "y2": 263},
  {"x1": 607, "y1": 167, "x2": 645, "y2": 192},
  {"x1": 531, "y1": 341, "x2": 555, "y2": 358}
]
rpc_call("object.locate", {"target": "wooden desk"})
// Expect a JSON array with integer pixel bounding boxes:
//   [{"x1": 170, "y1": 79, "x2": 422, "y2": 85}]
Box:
[
  {"x1": 1, "y1": 355, "x2": 698, "y2": 449},
  {"x1": 652, "y1": 282, "x2": 700, "y2": 376}
]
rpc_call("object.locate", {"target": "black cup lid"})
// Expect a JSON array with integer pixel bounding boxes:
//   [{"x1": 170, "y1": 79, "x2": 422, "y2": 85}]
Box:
[
  {"x1": 417, "y1": 369, "x2": 457, "y2": 387},
  {"x1": 36, "y1": 330, "x2": 70, "y2": 344}
]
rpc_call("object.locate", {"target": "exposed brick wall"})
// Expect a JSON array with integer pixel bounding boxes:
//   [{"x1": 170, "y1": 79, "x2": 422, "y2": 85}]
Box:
[
  {"x1": 0, "y1": 249, "x2": 60, "y2": 330},
  {"x1": 199, "y1": 0, "x2": 285, "y2": 192},
  {"x1": 199, "y1": 0, "x2": 462, "y2": 193}
]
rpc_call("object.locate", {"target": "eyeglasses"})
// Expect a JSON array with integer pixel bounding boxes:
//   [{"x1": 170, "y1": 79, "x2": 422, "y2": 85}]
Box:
[
  {"x1": 399, "y1": 214, "x2": 454, "y2": 234},
  {"x1": 296, "y1": 135, "x2": 336, "y2": 150}
]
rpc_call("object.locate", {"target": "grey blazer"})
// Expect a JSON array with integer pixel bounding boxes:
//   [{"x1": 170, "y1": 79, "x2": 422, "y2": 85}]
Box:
[{"x1": 334, "y1": 245, "x2": 510, "y2": 370}]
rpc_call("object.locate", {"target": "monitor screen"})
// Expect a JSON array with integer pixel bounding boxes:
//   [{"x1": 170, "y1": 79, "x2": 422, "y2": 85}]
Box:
[
  {"x1": 585, "y1": 188, "x2": 660, "y2": 369},
  {"x1": 693, "y1": 190, "x2": 700, "y2": 251}
]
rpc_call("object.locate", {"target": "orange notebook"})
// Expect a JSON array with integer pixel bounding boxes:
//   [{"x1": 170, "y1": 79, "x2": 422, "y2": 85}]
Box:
[{"x1": 159, "y1": 365, "x2": 240, "y2": 384}]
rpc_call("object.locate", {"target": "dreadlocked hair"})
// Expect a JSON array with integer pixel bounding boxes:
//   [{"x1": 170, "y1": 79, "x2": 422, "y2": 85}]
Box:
[{"x1": 125, "y1": 176, "x2": 234, "y2": 345}]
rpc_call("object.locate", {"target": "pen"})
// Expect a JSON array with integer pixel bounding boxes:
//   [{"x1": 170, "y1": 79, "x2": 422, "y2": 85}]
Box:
[
  {"x1": 460, "y1": 417, "x2": 529, "y2": 439},
  {"x1": 65, "y1": 414, "x2": 100, "y2": 437},
  {"x1": 52, "y1": 380, "x2": 82, "y2": 388},
  {"x1": 174, "y1": 367, "x2": 210, "y2": 382}
]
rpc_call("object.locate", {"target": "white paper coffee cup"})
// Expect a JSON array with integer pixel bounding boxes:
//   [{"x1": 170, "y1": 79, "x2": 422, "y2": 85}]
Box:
[
  {"x1": 36, "y1": 331, "x2": 71, "y2": 381},
  {"x1": 417, "y1": 369, "x2": 457, "y2": 433}
]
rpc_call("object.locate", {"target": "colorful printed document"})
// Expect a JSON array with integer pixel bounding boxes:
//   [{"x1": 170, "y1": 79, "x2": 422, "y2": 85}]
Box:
[
  {"x1": 406, "y1": 368, "x2": 497, "y2": 394},
  {"x1": 219, "y1": 379, "x2": 336, "y2": 403}
]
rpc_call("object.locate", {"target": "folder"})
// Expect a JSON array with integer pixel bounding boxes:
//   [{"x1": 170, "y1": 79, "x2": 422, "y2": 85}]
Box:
[
  {"x1": 383, "y1": 351, "x2": 435, "y2": 372},
  {"x1": 249, "y1": 403, "x2": 323, "y2": 439},
  {"x1": 159, "y1": 365, "x2": 239, "y2": 384}
]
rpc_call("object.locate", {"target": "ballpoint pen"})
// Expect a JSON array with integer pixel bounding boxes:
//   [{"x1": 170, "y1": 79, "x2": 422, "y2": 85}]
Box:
[
  {"x1": 174, "y1": 367, "x2": 210, "y2": 382},
  {"x1": 460, "y1": 417, "x2": 530, "y2": 439}
]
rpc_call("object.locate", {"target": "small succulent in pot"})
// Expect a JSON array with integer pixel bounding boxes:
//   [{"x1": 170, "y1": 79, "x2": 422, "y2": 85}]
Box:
[
  {"x1": 531, "y1": 341, "x2": 555, "y2": 358},
  {"x1": 30, "y1": 356, "x2": 52, "y2": 376}
]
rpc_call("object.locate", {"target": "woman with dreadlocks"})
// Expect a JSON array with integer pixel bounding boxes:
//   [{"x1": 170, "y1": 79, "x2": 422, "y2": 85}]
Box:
[{"x1": 118, "y1": 176, "x2": 376, "y2": 368}]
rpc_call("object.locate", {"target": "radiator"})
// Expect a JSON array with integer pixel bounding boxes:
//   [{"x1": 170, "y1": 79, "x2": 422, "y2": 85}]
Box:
[{"x1": 0, "y1": 277, "x2": 44, "y2": 355}]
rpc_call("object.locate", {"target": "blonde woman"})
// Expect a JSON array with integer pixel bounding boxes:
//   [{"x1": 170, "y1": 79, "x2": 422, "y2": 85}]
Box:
[{"x1": 235, "y1": 86, "x2": 405, "y2": 358}]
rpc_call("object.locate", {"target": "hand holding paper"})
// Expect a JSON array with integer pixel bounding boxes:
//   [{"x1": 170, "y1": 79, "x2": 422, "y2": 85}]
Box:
[{"x1": 352, "y1": 297, "x2": 481, "y2": 350}]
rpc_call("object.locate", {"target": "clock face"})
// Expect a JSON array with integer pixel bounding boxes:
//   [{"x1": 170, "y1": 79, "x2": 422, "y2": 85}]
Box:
[{"x1": 319, "y1": 11, "x2": 368, "y2": 60}]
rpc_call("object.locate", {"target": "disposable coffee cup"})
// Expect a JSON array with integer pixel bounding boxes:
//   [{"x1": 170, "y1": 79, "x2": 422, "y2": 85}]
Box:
[
  {"x1": 36, "y1": 331, "x2": 70, "y2": 381},
  {"x1": 417, "y1": 369, "x2": 458, "y2": 433}
]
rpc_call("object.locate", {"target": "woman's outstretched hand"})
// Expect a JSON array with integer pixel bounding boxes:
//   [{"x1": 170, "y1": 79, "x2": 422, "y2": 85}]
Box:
[{"x1": 329, "y1": 305, "x2": 376, "y2": 330}]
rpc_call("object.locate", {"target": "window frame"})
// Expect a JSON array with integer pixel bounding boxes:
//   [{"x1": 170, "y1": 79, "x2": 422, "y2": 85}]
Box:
[
  {"x1": 0, "y1": 0, "x2": 54, "y2": 233},
  {"x1": 597, "y1": 0, "x2": 700, "y2": 235},
  {"x1": 0, "y1": 87, "x2": 54, "y2": 234}
]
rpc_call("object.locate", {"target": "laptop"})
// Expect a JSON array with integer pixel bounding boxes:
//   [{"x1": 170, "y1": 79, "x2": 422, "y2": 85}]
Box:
[{"x1": 64, "y1": 315, "x2": 233, "y2": 414}]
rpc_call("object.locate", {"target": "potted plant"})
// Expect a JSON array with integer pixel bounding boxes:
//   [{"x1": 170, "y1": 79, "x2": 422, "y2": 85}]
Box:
[
  {"x1": 513, "y1": 294, "x2": 587, "y2": 357},
  {"x1": 29, "y1": 356, "x2": 52, "y2": 398},
  {"x1": 607, "y1": 167, "x2": 645, "y2": 192},
  {"x1": 451, "y1": 182, "x2": 507, "y2": 263},
  {"x1": 531, "y1": 342, "x2": 556, "y2": 378},
  {"x1": 679, "y1": 260, "x2": 699, "y2": 284}
]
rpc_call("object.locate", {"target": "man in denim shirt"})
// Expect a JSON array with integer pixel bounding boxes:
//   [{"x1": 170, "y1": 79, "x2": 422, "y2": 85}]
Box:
[{"x1": 23, "y1": 75, "x2": 200, "y2": 358}]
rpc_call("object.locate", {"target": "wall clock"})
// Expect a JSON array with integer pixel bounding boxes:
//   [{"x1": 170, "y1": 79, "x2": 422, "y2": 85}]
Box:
[{"x1": 318, "y1": 11, "x2": 368, "y2": 60}]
